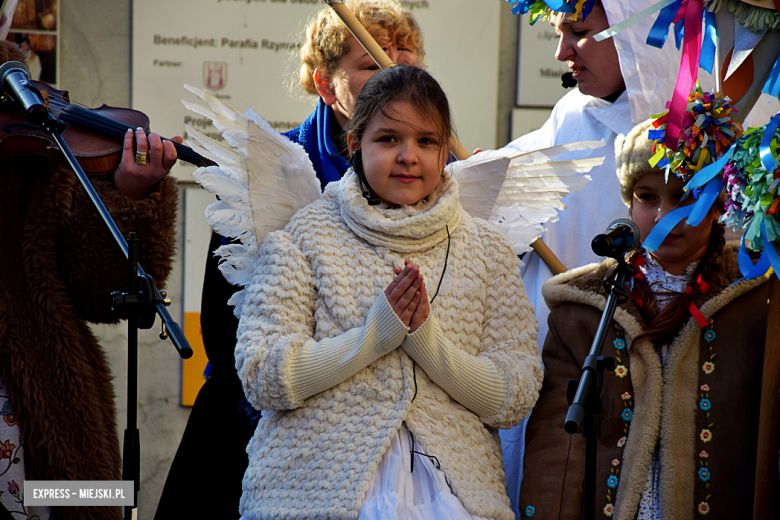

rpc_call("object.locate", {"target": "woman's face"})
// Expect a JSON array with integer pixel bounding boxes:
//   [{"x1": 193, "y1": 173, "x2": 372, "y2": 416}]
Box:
[
  {"x1": 632, "y1": 172, "x2": 717, "y2": 275},
  {"x1": 552, "y1": 3, "x2": 625, "y2": 99},
  {"x1": 327, "y1": 36, "x2": 418, "y2": 128},
  {"x1": 347, "y1": 101, "x2": 445, "y2": 207}
]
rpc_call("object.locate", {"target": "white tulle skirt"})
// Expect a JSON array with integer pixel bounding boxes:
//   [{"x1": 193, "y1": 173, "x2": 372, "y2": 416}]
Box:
[{"x1": 358, "y1": 424, "x2": 490, "y2": 520}]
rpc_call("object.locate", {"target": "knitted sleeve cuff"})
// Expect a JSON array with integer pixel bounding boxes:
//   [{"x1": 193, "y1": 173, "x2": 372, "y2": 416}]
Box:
[
  {"x1": 287, "y1": 292, "x2": 409, "y2": 404},
  {"x1": 402, "y1": 315, "x2": 507, "y2": 419}
]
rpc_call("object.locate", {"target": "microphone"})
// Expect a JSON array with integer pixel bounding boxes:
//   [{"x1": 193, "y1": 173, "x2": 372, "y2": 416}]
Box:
[
  {"x1": 351, "y1": 150, "x2": 381, "y2": 206},
  {"x1": 592, "y1": 219, "x2": 641, "y2": 258},
  {"x1": 561, "y1": 72, "x2": 577, "y2": 89},
  {"x1": 0, "y1": 61, "x2": 48, "y2": 126}
]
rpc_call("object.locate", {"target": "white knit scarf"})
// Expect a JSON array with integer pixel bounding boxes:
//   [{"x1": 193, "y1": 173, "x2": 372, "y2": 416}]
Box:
[{"x1": 337, "y1": 168, "x2": 463, "y2": 253}]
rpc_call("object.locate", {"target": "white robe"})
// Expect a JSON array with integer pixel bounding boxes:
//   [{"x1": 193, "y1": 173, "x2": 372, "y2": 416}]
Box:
[
  {"x1": 508, "y1": 88, "x2": 632, "y2": 349},
  {"x1": 500, "y1": 91, "x2": 632, "y2": 520}
]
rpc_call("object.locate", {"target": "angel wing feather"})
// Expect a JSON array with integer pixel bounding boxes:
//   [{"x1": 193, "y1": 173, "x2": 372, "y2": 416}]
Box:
[
  {"x1": 183, "y1": 84, "x2": 321, "y2": 316},
  {"x1": 447, "y1": 141, "x2": 605, "y2": 256},
  {"x1": 184, "y1": 81, "x2": 606, "y2": 313}
]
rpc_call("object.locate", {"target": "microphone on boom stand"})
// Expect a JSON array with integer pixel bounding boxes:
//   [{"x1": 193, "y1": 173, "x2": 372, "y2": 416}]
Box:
[
  {"x1": 591, "y1": 219, "x2": 641, "y2": 259},
  {"x1": 565, "y1": 218, "x2": 641, "y2": 520}
]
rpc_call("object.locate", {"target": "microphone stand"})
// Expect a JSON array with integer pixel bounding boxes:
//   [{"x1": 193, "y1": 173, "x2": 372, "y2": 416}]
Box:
[
  {"x1": 564, "y1": 257, "x2": 631, "y2": 520},
  {"x1": 32, "y1": 108, "x2": 193, "y2": 519}
]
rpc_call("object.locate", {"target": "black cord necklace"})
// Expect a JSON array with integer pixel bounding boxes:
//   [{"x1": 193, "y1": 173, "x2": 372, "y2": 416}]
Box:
[
  {"x1": 428, "y1": 225, "x2": 450, "y2": 305},
  {"x1": 411, "y1": 224, "x2": 451, "y2": 403},
  {"x1": 408, "y1": 225, "x2": 451, "y2": 473}
]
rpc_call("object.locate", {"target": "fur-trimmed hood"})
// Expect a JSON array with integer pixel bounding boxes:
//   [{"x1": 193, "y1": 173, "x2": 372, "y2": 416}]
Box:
[
  {"x1": 541, "y1": 242, "x2": 759, "y2": 345},
  {"x1": 521, "y1": 242, "x2": 771, "y2": 520}
]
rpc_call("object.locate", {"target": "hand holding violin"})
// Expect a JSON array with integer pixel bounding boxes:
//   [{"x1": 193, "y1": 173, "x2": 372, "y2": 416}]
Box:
[{"x1": 114, "y1": 128, "x2": 182, "y2": 200}]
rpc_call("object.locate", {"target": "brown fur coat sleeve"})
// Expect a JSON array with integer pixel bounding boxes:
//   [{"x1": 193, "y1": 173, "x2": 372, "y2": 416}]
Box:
[{"x1": 58, "y1": 172, "x2": 177, "y2": 323}]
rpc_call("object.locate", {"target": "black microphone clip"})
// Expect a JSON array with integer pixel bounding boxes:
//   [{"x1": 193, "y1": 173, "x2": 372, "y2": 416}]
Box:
[
  {"x1": 351, "y1": 150, "x2": 381, "y2": 206},
  {"x1": 592, "y1": 219, "x2": 641, "y2": 259},
  {"x1": 561, "y1": 72, "x2": 577, "y2": 89},
  {"x1": 0, "y1": 61, "x2": 48, "y2": 126}
]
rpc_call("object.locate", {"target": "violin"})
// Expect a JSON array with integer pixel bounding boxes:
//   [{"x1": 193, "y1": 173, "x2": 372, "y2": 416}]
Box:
[{"x1": 0, "y1": 81, "x2": 217, "y2": 175}]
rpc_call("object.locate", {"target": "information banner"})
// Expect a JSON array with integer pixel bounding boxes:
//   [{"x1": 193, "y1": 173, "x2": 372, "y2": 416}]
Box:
[
  {"x1": 516, "y1": 17, "x2": 569, "y2": 107},
  {"x1": 132, "y1": 0, "x2": 502, "y2": 183}
]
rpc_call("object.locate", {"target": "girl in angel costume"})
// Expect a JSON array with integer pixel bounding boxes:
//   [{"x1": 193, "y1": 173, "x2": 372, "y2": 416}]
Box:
[
  {"x1": 184, "y1": 61, "x2": 604, "y2": 518},
  {"x1": 234, "y1": 65, "x2": 542, "y2": 520},
  {"x1": 519, "y1": 116, "x2": 773, "y2": 519},
  {"x1": 156, "y1": 4, "x2": 423, "y2": 518}
]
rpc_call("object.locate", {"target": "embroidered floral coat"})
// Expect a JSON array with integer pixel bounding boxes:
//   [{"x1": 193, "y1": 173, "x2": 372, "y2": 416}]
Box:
[{"x1": 519, "y1": 245, "x2": 776, "y2": 520}]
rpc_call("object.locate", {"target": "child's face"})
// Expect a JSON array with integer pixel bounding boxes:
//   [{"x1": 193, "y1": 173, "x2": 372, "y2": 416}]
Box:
[
  {"x1": 632, "y1": 172, "x2": 717, "y2": 275},
  {"x1": 348, "y1": 101, "x2": 446, "y2": 207}
]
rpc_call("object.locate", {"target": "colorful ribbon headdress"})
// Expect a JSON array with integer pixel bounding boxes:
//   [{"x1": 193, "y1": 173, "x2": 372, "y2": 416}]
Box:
[
  {"x1": 642, "y1": 86, "x2": 743, "y2": 254},
  {"x1": 642, "y1": 87, "x2": 780, "y2": 281},
  {"x1": 505, "y1": 0, "x2": 597, "y2": 24},
  {"x1": 648, "y1": 84, "x2": 743, "y2": 185}
]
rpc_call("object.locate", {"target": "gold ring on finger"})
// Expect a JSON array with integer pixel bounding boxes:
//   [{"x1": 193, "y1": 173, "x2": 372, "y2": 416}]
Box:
[{"x1": 135, "y1": 151, "x2": 149, "y2": 165}]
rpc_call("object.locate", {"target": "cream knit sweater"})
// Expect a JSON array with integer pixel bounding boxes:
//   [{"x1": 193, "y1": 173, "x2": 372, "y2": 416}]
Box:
[{"x1": 236, "y1": 170, "x2": 542, "y2": 520}]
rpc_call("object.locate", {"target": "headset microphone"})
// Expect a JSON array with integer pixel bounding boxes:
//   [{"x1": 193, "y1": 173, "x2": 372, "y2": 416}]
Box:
[
  {"x1": 561, "y1": 72, "x2": 577, "y2": 89},
  {"x1": 351, "y1": 150, "x2": 381, "y2": 206}
]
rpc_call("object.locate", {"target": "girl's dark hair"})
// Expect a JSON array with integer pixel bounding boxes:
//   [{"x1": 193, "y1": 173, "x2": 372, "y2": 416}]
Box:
[
  {"x1": 627, "y1": 218, "x2": 726, "y2": 346},
  {"x1": 345, "y1": 65, "x2": 453, "y2": 158}
]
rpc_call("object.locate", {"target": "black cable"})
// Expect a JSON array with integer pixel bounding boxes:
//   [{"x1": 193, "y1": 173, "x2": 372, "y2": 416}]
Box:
[
  {"x1": 406, "y1": 225, "x2": 450, "y2": 470},
  {"x1": 428, "y1": 225, "x2": 450, "y2": 305},
  {"x1": 407, "y1": 428, "x2": 440, "y2": 473},
  {"x1": 411, "y1": 361, "x2": 418, "y2": 402}
]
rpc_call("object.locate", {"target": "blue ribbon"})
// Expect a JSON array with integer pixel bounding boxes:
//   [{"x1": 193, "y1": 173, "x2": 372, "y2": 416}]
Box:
[
  {"x1": 762, "y1": 220, "x2": 780, "y2": 276},
  {"x1": 684, "y1": 146, "x2": 735, "y2": 190},
  {"x1": 737, "y1": 232, "x2": 771, "y2": 281},
  {"x1": 594, "y1": 0, "x2": 678, "y2": 42},
  {"x1": 579, "y1": 0, "x2": 595, "y2": 20},
  {"x1": 316, "y1": 99, "x2": 351, "y2": 184},
  {"x1": 647, "y1": 0, "x2": 682, "y2": 49},
  {"x1": 699, "y1": 10, "x2": 717, "y2": 74},
  {"x1": 673, "y1": 18, "x2": 684, "y2": 50},
  {"x1": 642, "y1": 205, "x2": 694, "y2": 252},
  {"x1": 648, "y1": 129, "x2": 665, "y2": 140},
  {"x1": 687, "y1": 177, "x2": 724, "y2": 226},
  {"x1": 763, "y1": 55, "x2": 780, "y2": 97},
  {"x1": 543, "y1": 0, "x2": 575, "y2": 13},
  {"x1": 507, "y1": 0, "x2": 534, "y2": 15},
  {"x1": 759, "y1": 114, "x2": 780, "y2": 174}
]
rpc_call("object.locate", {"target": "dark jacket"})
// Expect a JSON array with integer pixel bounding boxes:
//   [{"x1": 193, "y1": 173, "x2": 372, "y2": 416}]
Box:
[
  {"x1": 519, "y1": 245, "x2": 777, "y2": 520},
  {"x1": 0, "y1": 155, "x2": 176, "y2": 520}
]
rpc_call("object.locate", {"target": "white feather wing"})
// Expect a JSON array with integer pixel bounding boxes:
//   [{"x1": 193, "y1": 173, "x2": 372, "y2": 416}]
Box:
[
  {"x1": 183, "y1": 84, "x2": 321, "y2": 316},
  {"x1": 447, "y1": 141, "x2": 605, "y2": 256}
]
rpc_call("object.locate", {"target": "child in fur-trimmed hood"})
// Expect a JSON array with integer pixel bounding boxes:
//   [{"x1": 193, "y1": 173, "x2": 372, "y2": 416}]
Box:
[{"x1": 519, "y1": 117, "x2": 775, "y2": 520}]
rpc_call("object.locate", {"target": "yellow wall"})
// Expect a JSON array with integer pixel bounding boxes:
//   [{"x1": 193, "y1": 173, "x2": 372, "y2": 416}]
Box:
[{"x1": 182, "y1": 311, "x2": 207, "y2": 406}]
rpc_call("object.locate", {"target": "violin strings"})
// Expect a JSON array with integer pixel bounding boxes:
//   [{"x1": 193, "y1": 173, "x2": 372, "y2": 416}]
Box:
[
  {"x1": 61, "y1": 107, "x2": 130, "y2": 138},
  {"x1": 39, "y1": 91, "x2": 213, "y2": 167},
  {"x1": 45, "y1": 91, "x2": 90, "y2": 110},
  {"x1": 63, "y1": 106, "x2": 208, "y2": 164}
]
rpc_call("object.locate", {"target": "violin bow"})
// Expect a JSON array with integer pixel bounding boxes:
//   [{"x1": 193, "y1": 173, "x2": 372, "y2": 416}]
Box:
[{"x1": 324, "y1": 0, "x2": 567, "y2": 275}]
